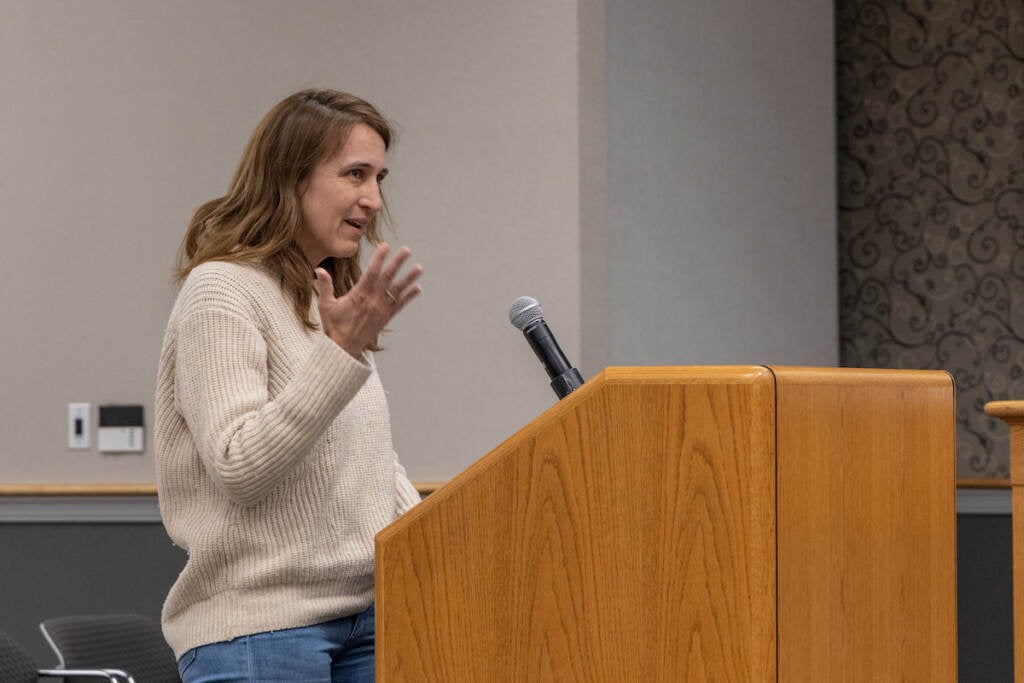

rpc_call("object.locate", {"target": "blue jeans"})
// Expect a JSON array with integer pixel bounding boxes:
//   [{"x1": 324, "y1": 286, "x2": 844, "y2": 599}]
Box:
[{"x1": 177, "y1": 603, "x2": 375, "y2": 683}]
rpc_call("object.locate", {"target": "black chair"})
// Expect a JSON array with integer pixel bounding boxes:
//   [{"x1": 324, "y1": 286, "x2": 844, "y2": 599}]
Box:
[
  {"x1": 0, "y1": 628, "x2": 129, "y2": 682},
  {"x1": 38, "y1": 614, "x2": 179, "y2": 683}
]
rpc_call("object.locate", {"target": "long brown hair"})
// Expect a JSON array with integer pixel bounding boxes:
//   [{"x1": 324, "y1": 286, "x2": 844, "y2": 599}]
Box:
[{"x1": 176, "y1": 89, "x2": 393, "y2": 331}]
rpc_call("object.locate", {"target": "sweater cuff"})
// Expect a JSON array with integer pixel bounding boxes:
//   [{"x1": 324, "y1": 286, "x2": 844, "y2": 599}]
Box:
[
  {"x1": 396, "y1": 474, "x2": 422, "y2": 515},
  {"x1": 298, "y1": 335, "x2": 373, "y2": 420}
]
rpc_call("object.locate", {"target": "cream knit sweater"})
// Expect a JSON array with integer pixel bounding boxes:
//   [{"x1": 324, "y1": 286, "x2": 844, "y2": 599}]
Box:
[{"x1": 154, "y1": 260, "x2": 421, "y2": 659}]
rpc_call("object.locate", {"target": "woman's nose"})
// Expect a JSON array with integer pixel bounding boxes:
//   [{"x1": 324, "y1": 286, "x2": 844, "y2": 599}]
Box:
[{"x1": 360, "y1": 182, "x2": 383, "y2": 211}]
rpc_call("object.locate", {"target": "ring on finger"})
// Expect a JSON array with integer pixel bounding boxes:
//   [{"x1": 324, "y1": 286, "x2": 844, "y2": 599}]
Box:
[{"x1": 385, "y1": 290, "x2": 398, "y2": 304}]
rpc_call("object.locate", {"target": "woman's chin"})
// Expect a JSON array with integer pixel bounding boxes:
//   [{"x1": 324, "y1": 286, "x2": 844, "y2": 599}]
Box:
[{"x1": 330, "y1": 242, "x2": 360, "y2": 259}]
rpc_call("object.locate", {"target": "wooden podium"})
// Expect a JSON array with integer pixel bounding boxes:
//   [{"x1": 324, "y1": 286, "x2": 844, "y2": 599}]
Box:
[
  {"x1": 376, "y1": 367, "x2": 957, "y2": 681},
  {"x1": 984, "y1": 400, "x2": 1024, "y2": 683}
]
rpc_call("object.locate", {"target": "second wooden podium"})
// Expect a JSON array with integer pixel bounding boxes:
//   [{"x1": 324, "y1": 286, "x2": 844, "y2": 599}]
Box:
[{"x1": 376, "y1": 367, "x2": 957, "y2": 681}]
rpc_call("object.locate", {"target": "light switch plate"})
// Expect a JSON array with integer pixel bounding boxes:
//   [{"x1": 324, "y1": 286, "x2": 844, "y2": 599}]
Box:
[{"x1": 68, "y1": 403, "x2": 90, "y2": 449}]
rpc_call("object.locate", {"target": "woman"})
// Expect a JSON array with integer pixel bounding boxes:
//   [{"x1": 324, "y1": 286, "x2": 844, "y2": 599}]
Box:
[{"x1": 155, "y1": 89, "x2": 423, "y2": 682}]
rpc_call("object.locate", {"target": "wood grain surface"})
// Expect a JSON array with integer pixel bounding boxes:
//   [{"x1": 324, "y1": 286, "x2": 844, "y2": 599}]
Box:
[
  {"x1": 984, "y1": 399, "x2": 1024, "y2": 682},
  {"x1": 775, "y1": 367, "x2": 957, "y2": 682},
  {"x1": 376, "y1": 367, "x2": 777, "y2": 682}
]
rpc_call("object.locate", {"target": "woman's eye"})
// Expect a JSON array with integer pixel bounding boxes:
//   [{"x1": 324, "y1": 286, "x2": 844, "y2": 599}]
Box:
[{"x1": 348, "y1": 168, "x2": 364, "y2": 179}]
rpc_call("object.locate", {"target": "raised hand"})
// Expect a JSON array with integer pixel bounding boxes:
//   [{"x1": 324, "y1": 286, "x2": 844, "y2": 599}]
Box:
[{"x1": 314, "y1": 244, "x2": 423, "y2": 357}]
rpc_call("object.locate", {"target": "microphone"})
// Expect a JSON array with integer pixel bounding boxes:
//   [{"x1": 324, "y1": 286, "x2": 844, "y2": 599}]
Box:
[{"x1": 509, "y1": 296, "x2": 584, "y2": 399}]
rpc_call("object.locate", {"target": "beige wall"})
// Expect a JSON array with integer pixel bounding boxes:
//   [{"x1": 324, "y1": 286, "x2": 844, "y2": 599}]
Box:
[
  {"x1": 0, "y1": 0, "x2": 838, "y2": 486},
  {"x1": 0, "y1": 1, "x2": 582, "y2": 482}
]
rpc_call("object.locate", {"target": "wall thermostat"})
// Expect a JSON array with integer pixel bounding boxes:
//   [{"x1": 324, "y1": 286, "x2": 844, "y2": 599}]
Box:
[{"x1": 98, "y1": 405, "x2": 144, "y2": 453}]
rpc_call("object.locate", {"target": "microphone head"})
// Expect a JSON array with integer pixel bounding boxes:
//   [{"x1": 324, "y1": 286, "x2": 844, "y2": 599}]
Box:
[{"x1": 509, "y1": 296, "x2": 543, "y2": 330}]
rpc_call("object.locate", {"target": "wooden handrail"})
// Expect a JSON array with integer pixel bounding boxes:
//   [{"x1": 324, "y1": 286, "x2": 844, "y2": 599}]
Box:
[
  {"x1": 957, "y1": 477, "x2": 1011, "y2": 489},
  {"x1": 984, "y1": 401, "x2": 1024, "y2": 420},
  {"x1": 0, "y1": 482, "x2": 446, "y2": 497},
  {"x1": 0, "y1": 479, "x2": 1001, "y2": 495}
]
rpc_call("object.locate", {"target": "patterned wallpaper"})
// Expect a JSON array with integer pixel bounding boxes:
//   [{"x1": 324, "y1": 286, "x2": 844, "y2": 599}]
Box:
[{"x1": 838, "y1": 0, "x2": 1024, "y2": 477}]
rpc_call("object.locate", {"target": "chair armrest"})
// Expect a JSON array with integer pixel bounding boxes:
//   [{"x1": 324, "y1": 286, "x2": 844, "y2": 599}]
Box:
[{"x1": 38, "y1": 667, "x2": 134, "y2": 682}]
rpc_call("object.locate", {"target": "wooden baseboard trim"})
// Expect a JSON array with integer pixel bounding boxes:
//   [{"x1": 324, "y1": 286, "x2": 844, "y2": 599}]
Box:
[{"x1": 0, "y1": 481, "x2": 446, "y2": 497}]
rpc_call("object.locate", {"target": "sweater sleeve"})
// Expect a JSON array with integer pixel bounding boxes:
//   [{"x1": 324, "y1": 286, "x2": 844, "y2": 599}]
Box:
[
  {"x1": 393, "y1": 451, "x2": 422, "y2": 515},
  {"x1": 175, "y1": 305, "x2": 371, "y2": 507}
]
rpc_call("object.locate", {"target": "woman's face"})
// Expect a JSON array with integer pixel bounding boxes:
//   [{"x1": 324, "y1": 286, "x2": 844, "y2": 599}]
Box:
[{"x1": 296, "y1": 124, "x2": 388, "y2": 266}]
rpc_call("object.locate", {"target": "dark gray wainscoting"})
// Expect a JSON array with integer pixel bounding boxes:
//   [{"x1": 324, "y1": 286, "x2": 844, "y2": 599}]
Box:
[
  {"x1": 957, "y1": 510, "x2": 1013, "y2": 683},
  {"x1": 0, "y1": 519, "x2": 186, "y2": 665},
  {"x1": 0, "y1": 493, "x2": 1014, "y2": 679}
]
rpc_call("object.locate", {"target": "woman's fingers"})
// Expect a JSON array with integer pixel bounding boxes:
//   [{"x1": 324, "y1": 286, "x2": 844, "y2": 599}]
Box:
[
  {"x1": 365, "y1": 244, "x2": 421, "y2": 309},
  {"x1": 390, "y1": 263, "x2": 423, "y2": 301},
  {"x1": 313, "y1": 267, "x2": 335, "y2": 301},
  {"x1": 336, "y1": 242, "x2": 421, "y2": 315},
  {"x1": 396, "y1": 283, "x2": 422, "y2": 310},
  {"x1": 381, "y1": 246, "x2": 412, "y2": 284},
  {"x1": 317, "y1": 244, "x2": 422, "y2": 354},
  {"x1": 361, "y1": 243, "x2": 391, "y2": 284}
]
